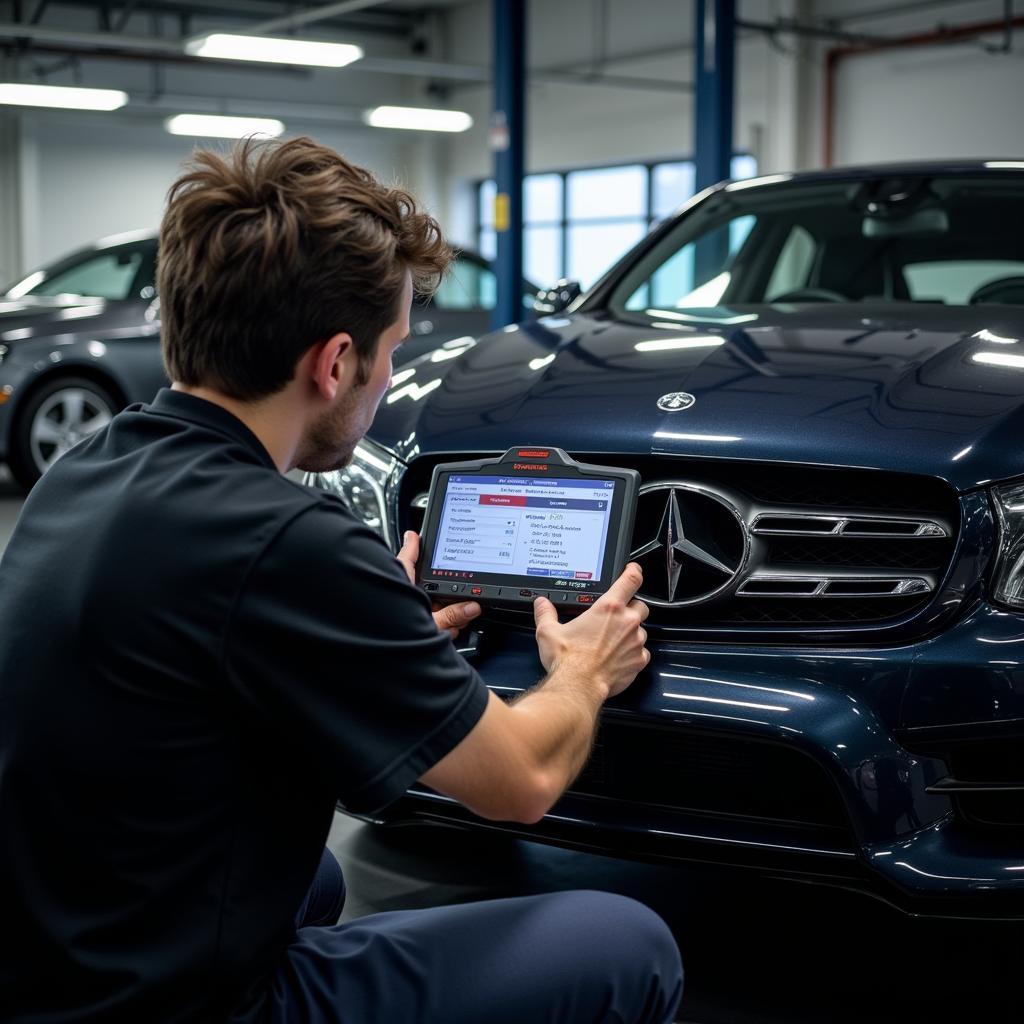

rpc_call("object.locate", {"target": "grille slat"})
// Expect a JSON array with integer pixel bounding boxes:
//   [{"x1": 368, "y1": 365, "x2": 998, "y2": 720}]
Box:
[{"x1": 751, "y1": 512, "x2": 949, "y2": 538}]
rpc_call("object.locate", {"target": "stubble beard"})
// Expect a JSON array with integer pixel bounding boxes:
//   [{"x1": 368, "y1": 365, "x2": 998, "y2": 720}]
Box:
[{"x1": 295, "y1": 385, "x2": 365, "y2": 474}]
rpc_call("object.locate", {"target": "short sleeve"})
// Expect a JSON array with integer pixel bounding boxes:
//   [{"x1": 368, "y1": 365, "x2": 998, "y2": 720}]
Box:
[{"x1": 223, "y1": 501, "x2": 489, "y2": 814}]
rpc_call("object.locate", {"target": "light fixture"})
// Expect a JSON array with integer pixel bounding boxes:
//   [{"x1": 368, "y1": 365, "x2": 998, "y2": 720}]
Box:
[
  {"x1": 164, "y1": 114, "x2": 285, "y2": 139},
  {"x1": 0, "y1": 83, "x2": 127, "y2": 111},
  {"x1": 186, "y1": 33, "x2": 363, "y2": 68},
  {"x1": 364, "y1": 106, "x2": 473, "y2": 133}
]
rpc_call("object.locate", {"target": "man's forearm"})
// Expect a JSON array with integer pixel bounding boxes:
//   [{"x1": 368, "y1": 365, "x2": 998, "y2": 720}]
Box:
[{"x1": 508, "y1": 664, "x2": 610, "y2": 801}]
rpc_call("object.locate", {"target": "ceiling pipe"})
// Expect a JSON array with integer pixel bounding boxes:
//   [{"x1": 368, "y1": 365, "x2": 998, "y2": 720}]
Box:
[
  {"x1": 823, "y1": 14, "x2": 1024, "y2": 167},
  {"x1": 0, "y1": 21, "x2": 182, "y2": 54},
  {"x1": 0, "y1": 21, "x2": 692, "y2": 94},
  {"x1": 242, "y1": 0, "x2": 390, "y2": 37}
]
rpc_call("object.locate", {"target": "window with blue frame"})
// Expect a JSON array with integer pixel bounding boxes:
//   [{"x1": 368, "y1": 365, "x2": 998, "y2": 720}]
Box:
[{"x1": 477, "y1": 155, "x2": 758, "y2": 291}]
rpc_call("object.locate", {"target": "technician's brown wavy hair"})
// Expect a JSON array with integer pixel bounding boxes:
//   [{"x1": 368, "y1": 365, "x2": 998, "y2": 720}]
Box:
[{"x1": 157, "y1": 135, "x2": 452, "y2": 399}]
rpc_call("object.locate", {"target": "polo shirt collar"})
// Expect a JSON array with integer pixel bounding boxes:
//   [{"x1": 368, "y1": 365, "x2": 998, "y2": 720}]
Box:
[{"x1": 148, "y1": 388, "x2": 278, "y2": 470}]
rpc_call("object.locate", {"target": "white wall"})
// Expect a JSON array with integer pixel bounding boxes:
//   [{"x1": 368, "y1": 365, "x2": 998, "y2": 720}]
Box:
[
  {"x1": 434, "y1": 0, "x2": 1024, "y2": 250},
  {"x1": 6, "y1": 0, "x2": 1024, "y2": 281},
  {"x1": 830, "y1": 36, "x2": 1024, "y2": 166},
  {"x1": 803, "y1": 0, "x2": 1024, "y2": 168},
  {"x1": 14, "y1": 114, "x2": 413, "y2": 273},
  {"x1": 1, "y1": 1, "x2": 431, "y2": 278},
  {"x1": 439, "y1": 0, "x2": 805, "y2": 245}
]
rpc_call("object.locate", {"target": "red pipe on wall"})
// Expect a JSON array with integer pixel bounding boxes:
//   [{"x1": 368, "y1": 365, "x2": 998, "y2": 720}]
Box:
[{"x1": 823, "y1": 14, "x2": 1024, "y2": 168}]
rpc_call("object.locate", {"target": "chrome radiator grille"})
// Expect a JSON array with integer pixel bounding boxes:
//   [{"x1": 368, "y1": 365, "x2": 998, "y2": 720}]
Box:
[{"x1": 398, "y1": 454, "x2": 960, "y2": 637}]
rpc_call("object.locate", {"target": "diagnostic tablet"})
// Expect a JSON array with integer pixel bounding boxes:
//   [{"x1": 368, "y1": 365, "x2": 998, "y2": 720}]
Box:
[{"x1": 418, "y1": 447, "x2": 639, "y2": 610}]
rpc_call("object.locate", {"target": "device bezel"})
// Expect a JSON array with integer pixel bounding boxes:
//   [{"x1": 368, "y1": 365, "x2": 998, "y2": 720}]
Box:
[{"x1": 417, "y1": 448, "x2": 639, "y2": 604}]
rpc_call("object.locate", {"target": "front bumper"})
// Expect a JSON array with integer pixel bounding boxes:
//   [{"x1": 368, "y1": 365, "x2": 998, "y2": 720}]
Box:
[{"x1": 365, "y1": 604, "x2": 1024, "y2": 918}]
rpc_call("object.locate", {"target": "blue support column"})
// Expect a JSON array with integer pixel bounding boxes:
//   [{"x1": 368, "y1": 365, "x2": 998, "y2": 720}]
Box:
[
  {"x1": 694, "y1": 0, "x2": 735, "y2": 191},
  {"x1": 491, "y1": 0, "x2": 526, "y2": 331},
  {"x1": 694, "y1": 0, "x2": 735, "y2": 287}
]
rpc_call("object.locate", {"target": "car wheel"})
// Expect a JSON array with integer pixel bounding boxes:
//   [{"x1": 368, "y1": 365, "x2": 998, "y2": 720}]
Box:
[{"x1": 9, "y1": 376, "x2": 117, "y2": 491}]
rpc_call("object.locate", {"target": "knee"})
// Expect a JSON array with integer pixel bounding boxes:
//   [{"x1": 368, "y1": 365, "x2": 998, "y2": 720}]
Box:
[
  {"x1": 557, "y1": 891, "x2": 683, "y2": 1020},
  {"x1": 600, "y1": 891, "x2": 681, "y2": 975},
  {"x1": 320, "y1": 851, "x2": 347, "y2": 922},
  {"x1": 301, "y1": 849, "x2": 346, "y2": 928},
  {"x1": 565, "y1": 890, "x2": 678, "y2": 958}
]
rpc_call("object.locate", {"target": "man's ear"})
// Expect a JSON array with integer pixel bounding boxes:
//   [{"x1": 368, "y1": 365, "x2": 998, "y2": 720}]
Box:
[{"x1": 310, "y1": 332, "x2": 354, "y2": 400}]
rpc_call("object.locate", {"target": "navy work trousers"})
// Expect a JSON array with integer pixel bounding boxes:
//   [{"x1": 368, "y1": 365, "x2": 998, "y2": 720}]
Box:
[{"x1": 234, "y1": 848, "x2": 684, "y2": 1023}]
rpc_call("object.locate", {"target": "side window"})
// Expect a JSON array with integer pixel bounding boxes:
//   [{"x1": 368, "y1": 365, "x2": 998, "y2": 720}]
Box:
[
  {"x1": 29, "y1": 246, "x2": 150, "y2": 301},
  {"x1": 904, "y1": 260, "x2": 1024, "y2": 304},
  {"x1": 765, "y1": 225, "x2": 817, "y2": 301},
  {"x1": 432, "y1": 257, "x2": 496, "y2": 311}
]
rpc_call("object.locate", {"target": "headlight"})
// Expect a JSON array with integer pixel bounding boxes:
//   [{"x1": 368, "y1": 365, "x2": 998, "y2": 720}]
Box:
[
  {"x1": 307, "y1": 440, "x2": 399, "y2": 548},
  {"x1": 991, "y1": 480, "x2": 1024, "y2": 609}
]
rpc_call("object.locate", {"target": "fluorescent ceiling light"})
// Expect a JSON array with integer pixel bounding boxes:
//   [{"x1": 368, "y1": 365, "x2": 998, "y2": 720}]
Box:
[
  {"x1": 164, "y1": 114, "x2": 285, "y2": 139},
  {"x1": 186, "y1": 33, "x2": 363, "y2": 68},
  {"x1": 0, "y1": 83, "x2": 127, "y2": 111},
  {"x1": 364, "y1": 105, "x2": 473, "y2": 133},
  {"x1": 985, "y1": 161, "x2": 1024, "y2": 170}
]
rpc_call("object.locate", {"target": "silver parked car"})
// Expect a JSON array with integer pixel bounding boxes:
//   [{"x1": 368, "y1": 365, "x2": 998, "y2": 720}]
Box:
[{"x1": 0, "y1": 231, "x2": 537, "y2": 490}]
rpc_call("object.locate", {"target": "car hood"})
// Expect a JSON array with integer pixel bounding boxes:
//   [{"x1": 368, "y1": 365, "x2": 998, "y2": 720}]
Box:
[
  {"x1": 0, "y1": 296, "x2": 143, "y2": 341},
  {"x1": 368, "y1": 304, "x2": 1024, "y2": 492}
]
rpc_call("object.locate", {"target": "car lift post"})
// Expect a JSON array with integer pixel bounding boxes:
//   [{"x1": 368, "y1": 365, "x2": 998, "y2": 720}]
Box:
[
  {"x1": 491, "y1": 0, "x2": 526, "y2": 332},
  {"x1": 694, "y1": 0, "x2": 736, "y2": 285}
]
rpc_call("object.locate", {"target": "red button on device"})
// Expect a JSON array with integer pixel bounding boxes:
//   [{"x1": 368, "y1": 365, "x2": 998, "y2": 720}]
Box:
[
  {"x1": 470, "y1": 586, "x2": 483, "y2": 596},
  {"x1": 576, "y1": 595, "x2": 595, "y2": 604}
]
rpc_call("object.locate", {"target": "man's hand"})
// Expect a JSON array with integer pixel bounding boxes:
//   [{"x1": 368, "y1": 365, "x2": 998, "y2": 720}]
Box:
[
  {"x1": 532, "y1": 563, "x2": 650, "y2": 699},
  {"x1": 422, "y1": 563, "x2": 651, "y2": 824},
  {"x1": 397, "y1": 530, "x2": 481, "y2": 639}
]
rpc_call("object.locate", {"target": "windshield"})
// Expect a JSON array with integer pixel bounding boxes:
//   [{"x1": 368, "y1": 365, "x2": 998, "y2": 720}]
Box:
[
  {"x1": 5, "y1": 240, "x2": 157, "y2": 301},
  {"x1": 610, "y1": 175, "x2": 1024, "y2": 316}
]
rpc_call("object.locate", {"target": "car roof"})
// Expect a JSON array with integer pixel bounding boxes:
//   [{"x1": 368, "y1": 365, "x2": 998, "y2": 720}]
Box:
[{"x1": 725, "y1": 159, "x2": 1024, "y2": 193}]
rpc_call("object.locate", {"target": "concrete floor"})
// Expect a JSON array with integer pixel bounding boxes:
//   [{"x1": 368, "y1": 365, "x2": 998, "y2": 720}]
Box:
[{"x1": 3, "y1": 467, "x2": 1022, "y2": 1023}]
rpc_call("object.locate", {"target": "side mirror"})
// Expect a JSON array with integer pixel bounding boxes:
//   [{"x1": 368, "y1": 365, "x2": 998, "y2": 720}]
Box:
[{"x1": 533, "y1": 279, "x2": 581, "y2": 315}]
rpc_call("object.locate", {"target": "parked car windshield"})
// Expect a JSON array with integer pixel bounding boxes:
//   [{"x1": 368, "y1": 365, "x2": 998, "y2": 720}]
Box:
[
  {"x1": 428, "y1": 254, "x2": 538, "y2": 312},
  {"x1": 610, "y1": 174, "x2": 1024, "y2": 316},
  {"x1": 5, "y1": 240, "x2": 156, "y2": 301}
]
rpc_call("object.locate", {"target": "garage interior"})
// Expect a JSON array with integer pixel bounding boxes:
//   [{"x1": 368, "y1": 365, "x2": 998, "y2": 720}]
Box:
[{"x1": 2, "y1": 1, "x2": 1024, "y2": 1022}]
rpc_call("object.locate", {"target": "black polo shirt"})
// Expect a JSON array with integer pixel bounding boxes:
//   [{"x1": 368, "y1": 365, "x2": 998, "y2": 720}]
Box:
[{"x1": 0, "y1": 389, "x2": 488, "y2": 1023}]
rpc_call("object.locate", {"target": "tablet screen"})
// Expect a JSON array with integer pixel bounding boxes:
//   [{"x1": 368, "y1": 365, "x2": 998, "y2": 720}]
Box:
[{"x1": 431, "y1": 474, "x2": 617, "y2": 583}]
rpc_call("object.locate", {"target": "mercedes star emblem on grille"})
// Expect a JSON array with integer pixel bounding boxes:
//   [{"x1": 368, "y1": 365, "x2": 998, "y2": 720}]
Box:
[
  {"x1": 656, "y1": 392, "x2": 696, "y2": 412},
  {"x1": 630, "y1": 484, "x2": 749, "y2": 606}
]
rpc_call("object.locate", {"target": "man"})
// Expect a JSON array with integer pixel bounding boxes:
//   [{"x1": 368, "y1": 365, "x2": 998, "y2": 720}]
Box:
[{"x1": 0, "y1": 136, "x2": 683, "y2": 1023}]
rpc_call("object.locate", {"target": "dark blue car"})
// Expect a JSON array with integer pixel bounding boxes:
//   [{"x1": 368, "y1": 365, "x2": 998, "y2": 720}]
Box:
[{"x1": 318, "y1": 160, "x2": 1024, "y2": 918}]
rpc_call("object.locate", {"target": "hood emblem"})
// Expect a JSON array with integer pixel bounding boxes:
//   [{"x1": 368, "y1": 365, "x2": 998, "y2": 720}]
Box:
[
  {"x1": 630, "y1": 484, "x2": 748, "y2": 606},
  {"x1": 657, "y1": 392, "x2": 696, "y2": 412}
]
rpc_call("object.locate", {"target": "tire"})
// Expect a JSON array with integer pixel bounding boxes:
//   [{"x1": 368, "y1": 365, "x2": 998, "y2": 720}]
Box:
[{"x1": 9, "y1": 376, "x2": 118, "y2": 492}]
